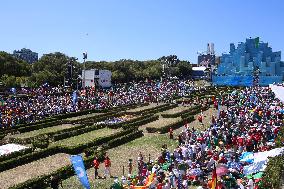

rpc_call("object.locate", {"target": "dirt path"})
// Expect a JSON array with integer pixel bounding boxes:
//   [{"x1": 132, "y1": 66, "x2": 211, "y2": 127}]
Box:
[{"x1": 0, "y1": 153, "x2": 70, "y2": 189}]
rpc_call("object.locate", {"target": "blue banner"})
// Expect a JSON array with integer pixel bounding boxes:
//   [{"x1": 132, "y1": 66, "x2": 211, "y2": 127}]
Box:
[
  {"x1": 70, "y1": 155, "x2": 91, "y2": 189},
  {"x1": 72, "y1": 91, "x2": 78, "y2": 105}
]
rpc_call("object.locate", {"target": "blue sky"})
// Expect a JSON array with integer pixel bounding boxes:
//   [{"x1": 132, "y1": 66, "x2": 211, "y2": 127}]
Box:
[{"x1": 0, "y1": 0, "x2": 283, "y2": 63}]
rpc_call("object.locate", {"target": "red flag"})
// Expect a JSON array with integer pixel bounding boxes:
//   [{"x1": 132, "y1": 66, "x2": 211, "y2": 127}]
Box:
[{"x1": 211, "y1": 164, "x2": 217, "y2": 189}]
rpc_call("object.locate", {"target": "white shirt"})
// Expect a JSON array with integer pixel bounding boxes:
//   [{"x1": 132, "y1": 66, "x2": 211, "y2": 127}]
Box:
[{"x1": 247, "y1": 179, "x2": 254, "y2": 189}]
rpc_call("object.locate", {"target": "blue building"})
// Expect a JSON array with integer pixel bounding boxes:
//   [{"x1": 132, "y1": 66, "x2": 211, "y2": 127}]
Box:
[{"x1": 212, "y1": 37, "x2": 284, "y2": 86}]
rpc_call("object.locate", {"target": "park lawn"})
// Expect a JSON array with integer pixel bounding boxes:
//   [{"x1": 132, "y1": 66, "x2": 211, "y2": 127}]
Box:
[
  {"x1": 12, "y1": 124, "x2": 80, "y2": 139},
  {"x1": 65, "y1": 112, "x2": 105, "y2": 121},
  {"x1": 51, "y1": 128, "x2": 121, "y2": 147}
]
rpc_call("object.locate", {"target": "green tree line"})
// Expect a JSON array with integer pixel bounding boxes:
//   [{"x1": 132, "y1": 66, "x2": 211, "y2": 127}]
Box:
[{"x1": 0, "y1": 51, "x2": 192, "y2": 88}]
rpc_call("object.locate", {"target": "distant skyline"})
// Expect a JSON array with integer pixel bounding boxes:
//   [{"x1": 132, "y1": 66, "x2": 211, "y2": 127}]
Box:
[{"x1": 0, "y1": 0, "x2": 283, "y2": 63}]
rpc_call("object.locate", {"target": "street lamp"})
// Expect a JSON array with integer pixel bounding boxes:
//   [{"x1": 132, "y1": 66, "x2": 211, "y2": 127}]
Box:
[{"x1": 82, "y1": 52, "x2": 87, "y2": 89}]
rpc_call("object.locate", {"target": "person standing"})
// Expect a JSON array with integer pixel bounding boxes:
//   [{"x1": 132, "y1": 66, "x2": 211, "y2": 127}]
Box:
[
  {"x1": 169, "y1": 127, "x2": 173, "y2": 139},
  {"x1": 128, "y1": 159, "x2": 133, "y2": 175},
  {"x1": 93, "y1": 156, "x2": 100, "y2": 179},
  {"x1": 104, "y1": 156, "x2": 112, "y2": 178}
]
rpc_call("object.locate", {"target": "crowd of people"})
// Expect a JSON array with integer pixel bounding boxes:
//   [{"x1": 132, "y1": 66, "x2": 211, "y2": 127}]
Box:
[
  {"x1": 0, "y1": 80, "x2": 200, "y2": 129},
  {"x1": 108, "y1": 86, "x2": 283, "y2": 189}
]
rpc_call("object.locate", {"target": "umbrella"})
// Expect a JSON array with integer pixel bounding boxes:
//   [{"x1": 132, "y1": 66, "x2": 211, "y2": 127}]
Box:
[
  {"x1": 253, "y1": 172, "x2": 263, "y2": 179},
  {"x1": 216, "y1": 164, "x2": 229, "y2": 176}
]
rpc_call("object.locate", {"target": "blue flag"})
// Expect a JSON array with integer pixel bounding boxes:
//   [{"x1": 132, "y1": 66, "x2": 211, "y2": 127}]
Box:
[
  {"x1": 72, "y1": 91, "x2": 78, "y2": 105},
  {"x1": 177, "y1": 173, "x2": 182, "y2": 189},
  {"x1": 217, "y1": 103, "x2": 220, "y2": 119},
  {"x1": 70, "y1": 155, "x2": 91, "y2": 189}
]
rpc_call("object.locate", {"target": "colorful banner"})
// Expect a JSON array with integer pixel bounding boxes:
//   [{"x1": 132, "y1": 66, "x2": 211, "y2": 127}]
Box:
[{"x1": 70, "y1": 155, "x2": 91, "y2": 189}]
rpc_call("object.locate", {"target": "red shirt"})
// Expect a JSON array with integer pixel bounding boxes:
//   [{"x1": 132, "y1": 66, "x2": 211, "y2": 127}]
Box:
[
  {"x1": 93, "y1": 159, "x2": 99, "y2": 169},
  {"x1": 104, "y1": 159, "x2": 111, "y2": 167},
  {"x1": 237, "y1": 137, "x2": 245, "y2": 146}
]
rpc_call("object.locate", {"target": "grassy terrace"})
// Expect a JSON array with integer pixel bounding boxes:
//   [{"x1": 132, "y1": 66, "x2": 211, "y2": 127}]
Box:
[
  {"x1": 51, "y1": 128, "x2": 121, "y2": 147},
  {"x1": 161, "y1": 105, "x2": 191, "y2": 114},
  {"x1": 12, "y1": 124, "x2": 80, "y2": 139},
  {"x1": 0, "y1": 153, "x2": 70, "y2": 189},
  {"x1": 64, "y1": 112, "x2": 105, "y2": 121},
  {"x1": 141, "y1": 117, "x2": 182, "y2": 130},
  {"x1": 58, "y1": 134, "x2": 179, "y2": 189},
  {"x1": 125, "y1": 103, "x2": 160, "y2": 113}
]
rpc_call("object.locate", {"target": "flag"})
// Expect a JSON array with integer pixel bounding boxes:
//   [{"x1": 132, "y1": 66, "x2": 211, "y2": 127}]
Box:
[
  {"x1": 255, "y1": 37, "x2": 260, "y2": 48},
  {"x1": 72, "y1": 91, "x2": 78, "y2": 105},
  {"x1": 211, "y1": 164, "x2": 217, "y2": 189},
  {"x1": 177, "y1": 174, "x2": 182, "y2": 189},
  {"x1": 217, "y1": 103, "x2": 220, "y2": 119},
  {"x1": 70, "y1": 155, "x2": 91, "y2": 189},
  {"x1": 145, "y1": 173, "x2": 155, "y2": 187}
]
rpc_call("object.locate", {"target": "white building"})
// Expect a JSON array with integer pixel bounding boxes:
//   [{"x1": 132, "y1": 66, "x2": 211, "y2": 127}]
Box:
[{"x1": 82, "y1": 69, "x2": 112, "y2": 88}]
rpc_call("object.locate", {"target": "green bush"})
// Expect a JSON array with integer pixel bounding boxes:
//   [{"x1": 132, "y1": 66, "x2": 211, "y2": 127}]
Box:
[
  {"x1": 32, "y1": 135, "x2": 50, "y2": 149},
  {"x1": 260, "y1": 154, "x2": 284, "y2": 189}
]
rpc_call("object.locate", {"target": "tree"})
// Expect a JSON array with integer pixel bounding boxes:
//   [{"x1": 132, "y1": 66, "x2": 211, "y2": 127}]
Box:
[
  {"x1": 32, "y1": 52, "x2": 81, "y2": 86},
  {"x1": 0, "y1": 51, "x2": 31, "y2": 77},
  {"x1": 176, "y1": 61, "x2": 192, "y2": 78}
]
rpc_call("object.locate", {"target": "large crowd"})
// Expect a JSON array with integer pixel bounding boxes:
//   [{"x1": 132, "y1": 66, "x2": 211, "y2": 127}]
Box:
[
  {"x1": 108, "y1": 86, "x2": 283, "y2": 189},
  {"x1": 0, "y1": 80, "x2": 199, "y2": 128}
]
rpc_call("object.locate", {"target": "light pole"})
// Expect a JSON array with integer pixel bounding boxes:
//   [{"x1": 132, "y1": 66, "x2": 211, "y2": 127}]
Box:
[{"x1": 83, "y1": 52, "x2": 87, "y2": 89}]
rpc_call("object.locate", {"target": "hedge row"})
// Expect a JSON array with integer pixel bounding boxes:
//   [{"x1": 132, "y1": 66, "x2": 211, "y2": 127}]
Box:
[
  {"x1": 0, "y1": 146, "x2": 34, "y2": 163},
  {"x1": 160, "y1": 105, "x2": 202, "y2": 118},
  {"x1": 180, "y1": 105, "x2": 210, "y2": 119},
  {"x1": 52, "y1": 124, "x2": 106, "y2": 142},
  {"x1": 142, "y1": 103, "x2": 178, "y2": 115},
  {"x1": 146, "y1": 116, "x2": 194, "y2": 134},
  {"x1": 107, "y1": 113, "x2": 159, "y2": 129},
  {"x1": 16, "y1": 120, "x2": 62, "y2": 134},
  {"x1": 9, "y1": 129, "x2": 144, "y2": 189},
  {"x1": 129, "y1": 103, "x2": 177, "y2": 115},
  {"x1": 0, "y1": 128, "x2": 135, "y2": 172},
  {"x1": 57, "y1": 128, "x2": 136, "y2": 155},
  {"x1": 13, "y1": 111, "x2": 122, "y2": 144},
  {"x1": 1, "y1": 103, "x2": 139, "y2": 135},
  {"x1": 0, "y1": 146, "x2": 60, "y2": 172},
  {"x1": 1, "y1": 112, "x2": 157, "y2": 171}
]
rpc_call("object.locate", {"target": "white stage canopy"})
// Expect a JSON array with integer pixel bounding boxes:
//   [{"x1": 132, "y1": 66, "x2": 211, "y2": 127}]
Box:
[{"x1": 270, "y1": 84, "x2": 284, "y2": 103}]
